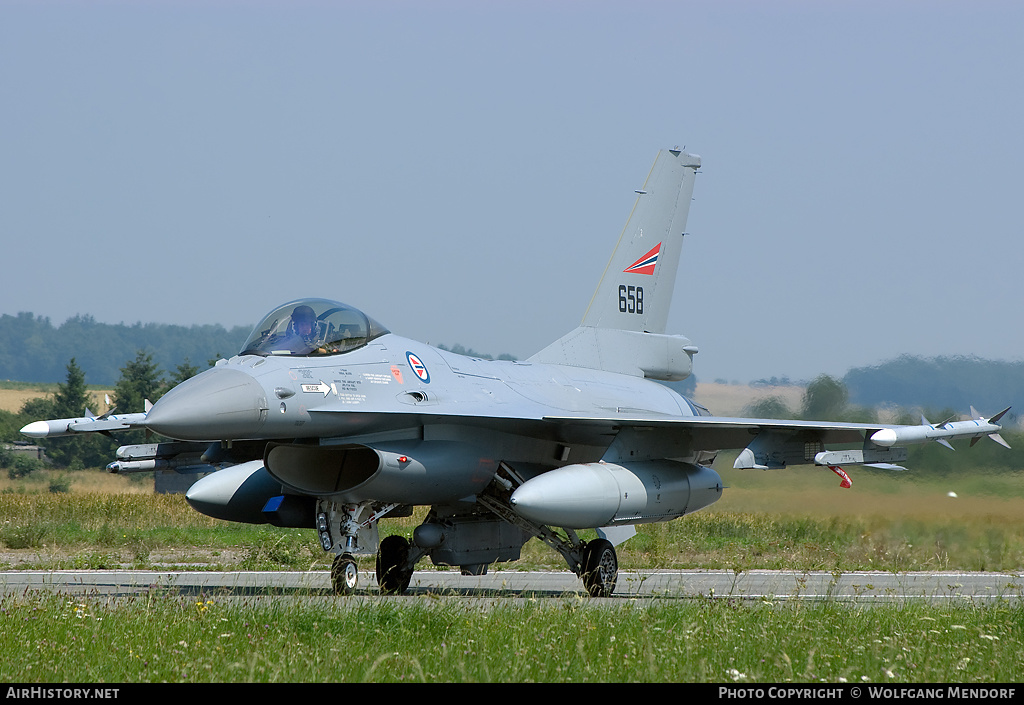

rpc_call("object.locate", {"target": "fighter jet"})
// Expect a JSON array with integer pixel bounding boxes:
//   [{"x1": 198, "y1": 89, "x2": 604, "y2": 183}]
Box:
[{"x1": 22, "y1": 148, "x2": 1010, "y2": 596}]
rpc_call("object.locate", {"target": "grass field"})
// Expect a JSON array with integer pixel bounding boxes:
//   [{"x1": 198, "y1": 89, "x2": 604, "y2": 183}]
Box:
[{"x1": 1, "y1": 594, "x2": 1021, "y2": 683}]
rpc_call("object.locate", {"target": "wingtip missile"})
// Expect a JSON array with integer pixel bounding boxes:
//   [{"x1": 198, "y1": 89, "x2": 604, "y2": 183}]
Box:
[
  {"x1": 870, "y1": 407, "x2": 1011, "y2": 450},
  {"x1": 20, "y1": 420, "x2": 57, "y2": 439},
  {"x1": 20, "y1": 412, "x2": 150, "y2": 439}
]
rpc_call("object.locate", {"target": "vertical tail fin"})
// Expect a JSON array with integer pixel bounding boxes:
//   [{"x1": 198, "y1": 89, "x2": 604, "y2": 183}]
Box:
[
  {"x1": 581, "y1": 148, "x2": 700, "y2": 334},
  {"x1": 529, "y1": 148, "x2": 701, "y2": 380}
]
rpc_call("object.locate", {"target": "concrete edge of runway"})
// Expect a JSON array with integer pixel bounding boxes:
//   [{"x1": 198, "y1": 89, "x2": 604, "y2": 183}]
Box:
[{"x1": 2, "y1": 568, "x2": 1022, "y2": 603}]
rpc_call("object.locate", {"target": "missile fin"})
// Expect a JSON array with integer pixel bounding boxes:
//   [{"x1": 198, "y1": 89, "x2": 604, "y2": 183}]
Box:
[
  {"x1": 989, "y1": 433, "x2": 1011, "y2": 449},
  {"x1": 865, "y1": 463, "x2": 907, "y2": 471},
  {"x1": 988, "y1": 406, "x2": 1012, "y2": 425},
  {"x1": 937, "y1": 439, "x2": 955, "y2": 451}
]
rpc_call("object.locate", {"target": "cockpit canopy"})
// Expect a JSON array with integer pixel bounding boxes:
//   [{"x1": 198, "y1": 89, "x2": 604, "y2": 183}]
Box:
[{"x1": 239, "y1": 299, "x2": 390, "y2": 357}]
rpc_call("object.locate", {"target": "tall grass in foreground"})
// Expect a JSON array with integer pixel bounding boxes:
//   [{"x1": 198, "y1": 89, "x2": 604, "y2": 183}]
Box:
[
  {"x1": 2, "y1": 490, "x2": 1024, "y2": 572},
  {"x1": 0, "y1": 594, "x2": 1020, "y2": 682}
]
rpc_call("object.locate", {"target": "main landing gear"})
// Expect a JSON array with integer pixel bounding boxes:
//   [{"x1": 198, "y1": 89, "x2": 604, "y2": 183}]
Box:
[
  {"x1": 330, "y1": 532, "x2": 617, "y2": 597},
  {"x1": 319, "y1": 477, "x2": 622, "y2": 597},
  {"x1": 476, "y1": 463, "x2": 621, "y2": 598},
  {"x1": 580, "y1": 538, "x2": 618, "y2": 598},
  {"x1": 375, "y1": 534, "x2": 414, "y2": 595}
]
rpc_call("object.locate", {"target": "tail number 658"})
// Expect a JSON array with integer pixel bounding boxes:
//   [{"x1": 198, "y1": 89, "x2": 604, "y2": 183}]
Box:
[{"x1": 618, "y1": 285, "x2": 644, "y2": 314}]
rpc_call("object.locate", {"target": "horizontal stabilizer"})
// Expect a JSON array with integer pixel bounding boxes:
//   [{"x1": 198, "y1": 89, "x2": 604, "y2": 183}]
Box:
[{"x1": 529, "y1": 327, "x2": 696, "y2": 380}]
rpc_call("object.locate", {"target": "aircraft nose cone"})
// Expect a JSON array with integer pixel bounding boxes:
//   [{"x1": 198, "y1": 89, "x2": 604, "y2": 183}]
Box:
[{"x1": 146, "y1": 367, "x2": 268, "y2": 440}]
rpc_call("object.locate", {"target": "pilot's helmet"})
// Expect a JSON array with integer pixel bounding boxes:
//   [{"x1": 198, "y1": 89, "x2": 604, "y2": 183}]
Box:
[{"x1": 291, "y1": 305, "x2": 316, "y2": 337}]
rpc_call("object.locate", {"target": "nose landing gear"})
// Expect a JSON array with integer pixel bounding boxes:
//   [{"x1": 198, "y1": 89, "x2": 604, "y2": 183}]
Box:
[{"x1": 331, "y1": 553, "x2": 359, "y2": 594}]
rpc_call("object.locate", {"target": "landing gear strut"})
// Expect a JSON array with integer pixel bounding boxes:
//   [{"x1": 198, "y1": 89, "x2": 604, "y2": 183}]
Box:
[
  {"x1": 318, "y1": 500, "x2": 405, "y2": 595},
  {"x1": 476, "y1": 463, "x2": 621, "y2": 597}
]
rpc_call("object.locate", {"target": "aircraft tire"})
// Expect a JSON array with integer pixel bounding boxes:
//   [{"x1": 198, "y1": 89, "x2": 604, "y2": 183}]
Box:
[
  {"x1": 332, "y1": 553, "x2": 359, "y2": 595},
  {"x1": 581, "y1": 538, "x2": 618, "y2": 597},
  {"x1": 376, "y1": 535, "x2": 413, "y2": 595}
]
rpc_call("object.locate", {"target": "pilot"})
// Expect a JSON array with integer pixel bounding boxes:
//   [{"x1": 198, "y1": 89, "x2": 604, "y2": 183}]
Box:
[
  {"x1": 281, "y1": 304, "x2": 318, "y2": 353},
  {"x1": 291, "y1": 305, "x2": 316, "y2": 338}
]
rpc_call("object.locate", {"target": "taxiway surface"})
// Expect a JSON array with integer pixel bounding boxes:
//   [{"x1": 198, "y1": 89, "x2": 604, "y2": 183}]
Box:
[{"x1": 2, "y1": 569, "x2": 1021, "y2": 603}]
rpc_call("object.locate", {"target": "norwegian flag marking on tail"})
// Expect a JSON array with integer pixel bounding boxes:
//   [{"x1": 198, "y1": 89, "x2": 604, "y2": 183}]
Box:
[{"x1": 623, "y1": 242, "x2": 661, "y2": 275}]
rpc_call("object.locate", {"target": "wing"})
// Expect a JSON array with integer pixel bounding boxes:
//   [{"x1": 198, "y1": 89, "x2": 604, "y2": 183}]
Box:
[{"x1": 543, "y1": 408, "x2": 1011, "y2": 472}]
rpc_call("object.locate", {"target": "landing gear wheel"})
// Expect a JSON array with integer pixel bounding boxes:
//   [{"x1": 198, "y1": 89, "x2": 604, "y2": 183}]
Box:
[
  {"x1": 331, "y1": 553, "x2": 359, "y2": 594},
  {"x1": 581, "y1": 538, "x2": 618, "y2": 597},
  {"x1": 376, "y1": 535, "x2": 413, "y2": 595}
]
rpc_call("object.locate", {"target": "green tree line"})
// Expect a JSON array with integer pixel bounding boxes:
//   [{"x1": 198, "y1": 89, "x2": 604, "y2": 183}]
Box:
[
  {"x1": 744, "y1": 356, "x2": 1022, "y2": 427},
  {"x1": 0, "y1": 312, "x2": 248, "y2": 385},
  {"x1": 743, "y1": 373, "x2": 993, "y2": 426},
  {"x1": 843, "y1": 354, "x2": 1024, "y2": 416}
]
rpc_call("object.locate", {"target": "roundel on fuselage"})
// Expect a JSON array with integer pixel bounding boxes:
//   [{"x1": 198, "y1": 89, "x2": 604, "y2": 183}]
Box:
[{"x1": 406, "y1": 351, "x2": 430, "y2": 384}]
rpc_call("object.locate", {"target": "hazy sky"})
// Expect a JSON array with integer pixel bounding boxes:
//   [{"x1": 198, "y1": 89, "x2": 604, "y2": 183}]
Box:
[{"x1": 3, "y1": 1, "x2": 1021, "y2": 383}]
